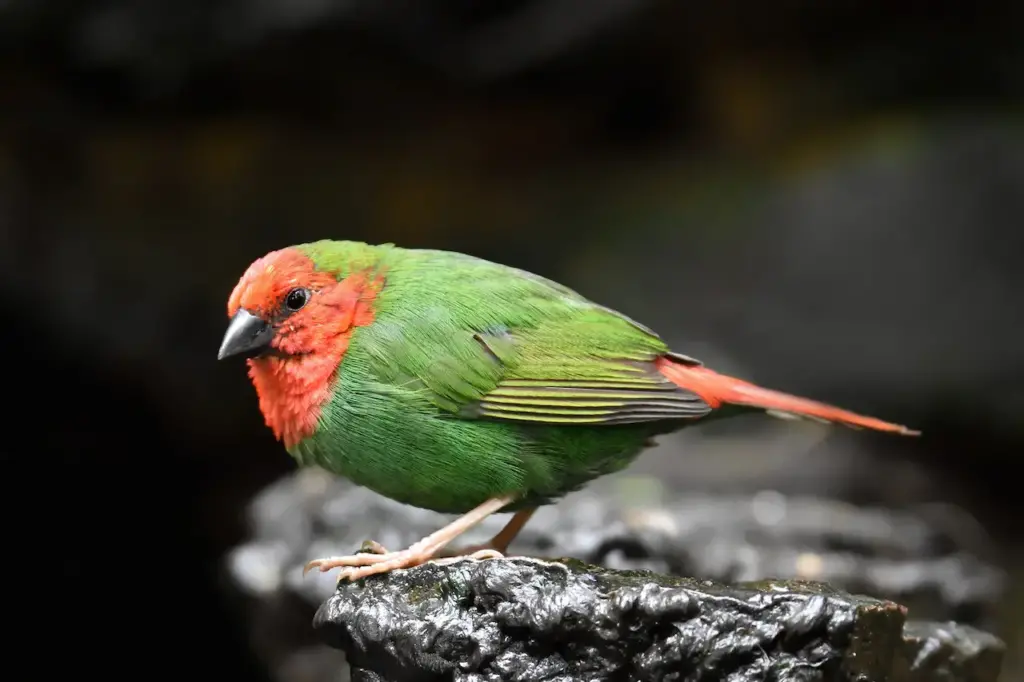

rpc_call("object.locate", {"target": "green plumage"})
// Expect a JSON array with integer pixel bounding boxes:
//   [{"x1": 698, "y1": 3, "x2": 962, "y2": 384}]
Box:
[{"x1": 289, "y1": 240, "x2": 711, "y2": 514}]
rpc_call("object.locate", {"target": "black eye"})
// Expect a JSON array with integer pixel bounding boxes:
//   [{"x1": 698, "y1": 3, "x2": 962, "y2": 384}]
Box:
[{"x1": 284, "y1": 287, "x2": 310, "y2": 312}]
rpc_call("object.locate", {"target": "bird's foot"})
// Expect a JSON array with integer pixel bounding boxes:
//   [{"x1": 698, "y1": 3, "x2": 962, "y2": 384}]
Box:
[
  {"x1": 436, "y1": 541, "x2": 508, "y2": 559},
  {"x1": 357, "y1": 539, "x2": 389, "y2": 555},
  {"x1": 431, "y1": 548, "x2": 505, "y2": 566},
  {"x1": 303, "y1": 544, "x2": 505, "y2": 582},
  {"x1": 302, "y1": 495, "x2": 524, "y2": 583},
  {"x1": 303, "y1": 546, "x2": 427, "y2": 582}
]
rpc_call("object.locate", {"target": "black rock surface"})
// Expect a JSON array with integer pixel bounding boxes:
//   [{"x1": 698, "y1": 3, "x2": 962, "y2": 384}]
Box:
[
  {"x1": 228, "y1": 470, "x2": 1005, "y2": 621},
  {"x1": 314, "y1": 558, "x2": 1005, "y2": 682},
  {"x1": 224, "y1": 471, "x2": 1007, "y2": 681}
]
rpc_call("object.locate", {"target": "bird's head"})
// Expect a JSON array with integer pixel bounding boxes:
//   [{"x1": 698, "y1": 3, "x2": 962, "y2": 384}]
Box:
[
  {"x1": 217, "y1": 247, "x2": 342, "y2": 362},
  {"x1": 218, "y1": 244, "x2": 383, "y2": 446}
]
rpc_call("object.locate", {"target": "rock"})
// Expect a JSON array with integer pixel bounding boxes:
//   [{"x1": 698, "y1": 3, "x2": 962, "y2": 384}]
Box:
[
  {"x1": 900, "y1": 622, "x2": 1006, "y2": 682},
  {"x1": 228, "y1": 471, "x2": 1006, "y2": 624},
  {"x1": 313, "y1": 557, "x2": 1006, "y2": 682},
  {"x1": 224, "y1": 471, "x2": 1007, "y2": 682}
]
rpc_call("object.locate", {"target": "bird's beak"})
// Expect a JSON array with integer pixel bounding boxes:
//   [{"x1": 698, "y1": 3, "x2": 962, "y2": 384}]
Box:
[{"x1": 218, "y1": 309, "x2": 274, "y2": 360}]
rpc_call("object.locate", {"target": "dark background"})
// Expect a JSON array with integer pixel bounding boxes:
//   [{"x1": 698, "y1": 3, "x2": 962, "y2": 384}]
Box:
[{"x1": 2, "y1": 1, "x2": 1022, "y2": 679}]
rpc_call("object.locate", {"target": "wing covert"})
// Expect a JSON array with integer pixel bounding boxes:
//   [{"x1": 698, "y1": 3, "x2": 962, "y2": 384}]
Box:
[
  {"x1": 359, "y1": 249, "x2": 714, "y2": 425},
  {"x1": 457, "y1": 325, "x2": 713, "y2": 425}
]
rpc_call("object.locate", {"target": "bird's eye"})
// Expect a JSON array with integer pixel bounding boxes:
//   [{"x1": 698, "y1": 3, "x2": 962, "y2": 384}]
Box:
[{"x1": 284, "y1": 287, "x2": 310, "y2": 312}]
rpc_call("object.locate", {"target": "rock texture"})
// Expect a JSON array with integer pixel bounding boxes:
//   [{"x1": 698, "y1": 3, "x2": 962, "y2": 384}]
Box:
[
  {"x1": 901, "y1": 622, "x2": 1006, "y2": 682},
  {"x1": 225, "y1": 471, "x2": 1007, "y2": 681},
  {"x1": 229, "y1": 470, "x2": 1005, "y2": 621},
  {"x1": 314, "y1": 558, "x2": 1005, "y2": 682}
]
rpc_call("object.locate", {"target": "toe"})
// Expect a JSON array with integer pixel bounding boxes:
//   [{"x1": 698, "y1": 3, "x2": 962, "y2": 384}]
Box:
[
  {"x1": 302, "y1": 552, "x2": 388, "y2": 576},
  {"x1": 432, "y1": 549, "x2": 504, "y2": 566},
  {"x1": 358, "y1": 540, "x2": 389, "y2": 555},
  {"x1": 302, "y1": 559, "x2": 325, "y2": 576},
  {"x1": 339, "y1": 562, "x2": 386, "y2": 582}
]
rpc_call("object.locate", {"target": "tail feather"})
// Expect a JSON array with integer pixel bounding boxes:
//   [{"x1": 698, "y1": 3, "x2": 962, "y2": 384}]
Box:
[{"x1": 654, "y1": 356, "x2": 920, "y2": 436}]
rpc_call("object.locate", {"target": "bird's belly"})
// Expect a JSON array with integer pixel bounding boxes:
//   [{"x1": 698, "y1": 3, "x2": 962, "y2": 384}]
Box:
[
  {"x1": 291, "y1": 412, "x2": 655, "y2": 514},
  {"x1": 290, "y1": 414, "x2": 535, "y2": 514}
]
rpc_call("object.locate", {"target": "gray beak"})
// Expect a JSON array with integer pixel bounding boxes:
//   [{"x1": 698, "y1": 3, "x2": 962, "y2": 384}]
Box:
[{"x1": 218, "y1": 309, "x2": 274, "y2": 360}]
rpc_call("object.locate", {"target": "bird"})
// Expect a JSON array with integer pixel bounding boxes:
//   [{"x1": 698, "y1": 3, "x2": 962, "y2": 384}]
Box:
[{"x1": 218, "y1": 239, "x2": 919, "y2": 582}]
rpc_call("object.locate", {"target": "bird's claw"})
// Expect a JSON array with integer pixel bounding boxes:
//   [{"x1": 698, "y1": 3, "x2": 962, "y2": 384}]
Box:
[
  {"x1": 302, "y1": 550, "x2": 388, "y2": 575},
  {"x1": 302, "y1": 546, "x2": 507, "y2": 582},
  {"x1": 301, "y1": 539, "x2": 391, "y2": 576},
  {"x1": 430, "y1": 548, "x2": 505, "y2": 566}
]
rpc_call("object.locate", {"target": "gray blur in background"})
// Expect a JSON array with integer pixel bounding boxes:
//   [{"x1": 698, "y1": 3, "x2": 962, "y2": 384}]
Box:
[{"x1": 1, "y1": 2, "x2": 1022, "y2": 680}]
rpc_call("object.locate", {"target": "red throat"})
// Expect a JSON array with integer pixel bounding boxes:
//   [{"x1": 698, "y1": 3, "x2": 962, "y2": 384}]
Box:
[{"x1": 227, "y1": 248, "x2": 383, "y2": 448}]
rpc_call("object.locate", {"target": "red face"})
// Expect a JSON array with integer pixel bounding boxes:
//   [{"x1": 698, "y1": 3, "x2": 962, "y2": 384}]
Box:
[
  {"x1": 218, "y1": 247, "x2": 383, "y2": 447},
  {"x1": 219, "y1": 247, "x2": 343, "y2": 360}
]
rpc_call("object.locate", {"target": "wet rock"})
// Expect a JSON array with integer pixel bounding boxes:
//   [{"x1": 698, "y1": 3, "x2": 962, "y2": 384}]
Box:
[
  {"x1": 313, "y1": 558, "x2": 1005, "y2": 682},
  {"x1": 228, "y1": 470, "x2": 1005, "y2": 622},
  {"x1": 900, "y1": 621, "x2": 1006, "y2": 682},
  {"x1": 224, "y1": 470, "x2": 1007, "y2": 681}
]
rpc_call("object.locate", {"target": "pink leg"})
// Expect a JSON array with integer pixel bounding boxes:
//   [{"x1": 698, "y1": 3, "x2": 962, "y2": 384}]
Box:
[
  {"x1": 303, "y1": 494, "x2": 518, "y2": 582},
  {"x1": 435, "y1": 506, "x2": 537, "y2": 561}
]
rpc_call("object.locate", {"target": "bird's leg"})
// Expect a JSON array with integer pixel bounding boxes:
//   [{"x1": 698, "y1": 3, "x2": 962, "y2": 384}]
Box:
[
  {"x1": 435, "y1": 507, "x2": 537, "y2": 560},
  {"x1": 350, "y1": 507, "x2": 536, "y2": 566},
  {"x1": 303, "y1": 494, "x2": 518, "y2": 582}
]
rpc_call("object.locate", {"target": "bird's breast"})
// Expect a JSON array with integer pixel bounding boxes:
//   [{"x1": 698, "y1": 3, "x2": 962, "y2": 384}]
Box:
[{"x1": 248, "y1": 355, "x2": 338, "y2": 448}]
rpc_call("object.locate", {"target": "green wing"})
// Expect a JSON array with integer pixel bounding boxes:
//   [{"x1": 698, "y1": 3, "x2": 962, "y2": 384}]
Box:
[
  {"x1": 362, "y1": 251, "x2": 712, "y2": 426},
  {"x1": 461, "y1": 314, "x2": 711, "y2": 425}
]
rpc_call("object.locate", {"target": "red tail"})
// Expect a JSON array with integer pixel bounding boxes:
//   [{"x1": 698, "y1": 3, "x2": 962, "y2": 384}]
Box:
[{"x1": 654, "y1": 356, "x2": 920, "y2": 436}]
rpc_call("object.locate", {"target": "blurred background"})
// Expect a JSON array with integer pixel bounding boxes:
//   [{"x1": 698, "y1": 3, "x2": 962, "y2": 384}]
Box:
[{"x1": 2, "y1": 1, "x2": 1022, "y2": 680}]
